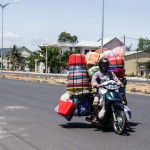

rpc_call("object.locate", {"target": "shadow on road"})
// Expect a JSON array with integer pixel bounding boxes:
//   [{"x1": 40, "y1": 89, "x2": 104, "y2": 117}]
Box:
[
  {"x1": 124, "y1": 122, "x2": 141, "y2": 136},
  {"x1": 60, "y1": 121, "x2": 140, "y2": 136},
  {"x1": 94, "y1": 122, "x2": 140, "y2": 135},
  {"x1": 60, "y1": 122, "x2": 94, "y2": 128}
]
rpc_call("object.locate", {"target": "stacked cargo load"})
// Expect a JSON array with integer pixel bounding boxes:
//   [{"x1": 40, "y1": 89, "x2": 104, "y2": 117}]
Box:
[
  {"x1": 55, "y1": 47, "x2": 127, "y2": 121},
  {"x1": 102, "y1": 46, "x2": 126, "y2": 79},
  {"x1": 85, "y1": 52, "x2": 101, "y2": 65},
  {"x1": 108, "y1": 56, "x2": 125, "y2": 78},
  {"x1": 85, "y1": 52, "x2": 103, "y2": 94},
  {"x1": 85, "y1": 47, "x2": 127, "y2": 104},
  {"x1": 85, "y1": 52, "x2": 103, "y2": 78},
  {"x1": 103, "y1": 46, "x2": 127, "y2": 104},
  {"x1": 56, "y1": 54, "x2": 92, "y2": 121},
  {"x1": 67, "y1": 54, "x2": 91, "y2": 94},
  {"x1": 85, "y1": 47, "x2": 126, "y2": 79},
  {"x1": 66, "y1": 54, "x2": 92, "y2": 117}
]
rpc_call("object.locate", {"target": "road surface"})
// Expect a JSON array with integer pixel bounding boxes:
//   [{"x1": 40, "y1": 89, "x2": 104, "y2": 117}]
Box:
[{"x1": 0, "y1": 78, "x2": 150, "y2": 150}]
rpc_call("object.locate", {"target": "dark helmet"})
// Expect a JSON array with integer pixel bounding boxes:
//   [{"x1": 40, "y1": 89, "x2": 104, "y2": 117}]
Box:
[{"x1": 99, "y1": 58, "x2": 110, "y2": 71}]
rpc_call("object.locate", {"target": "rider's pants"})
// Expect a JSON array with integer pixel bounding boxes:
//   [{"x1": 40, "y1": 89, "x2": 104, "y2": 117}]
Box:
[{"x1": 93, "y1": 93, "x2": 105, "y2": 107}]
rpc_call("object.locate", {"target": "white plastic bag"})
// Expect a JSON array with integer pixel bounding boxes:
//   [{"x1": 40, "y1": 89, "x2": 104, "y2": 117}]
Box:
[
  {"x1": 124, "y1": 105, "x2": 132, "y2": 121},
  {"x1": 103, "y1": 46, "x2": 126, "y2": 59}
]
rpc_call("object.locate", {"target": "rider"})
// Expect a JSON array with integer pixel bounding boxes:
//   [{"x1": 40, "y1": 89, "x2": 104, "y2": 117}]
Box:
[{"x1": 91, "y1": 58, "x2": 122, "y2": 124}]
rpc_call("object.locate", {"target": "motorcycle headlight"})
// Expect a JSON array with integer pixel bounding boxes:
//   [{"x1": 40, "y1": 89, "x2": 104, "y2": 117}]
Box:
[{"x1": 105, "y1": 84, "x2": 119, "y2": 90}]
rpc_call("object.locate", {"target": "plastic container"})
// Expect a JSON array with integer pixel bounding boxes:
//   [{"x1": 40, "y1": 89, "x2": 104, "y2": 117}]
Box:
[
  {"x1": 67, "y1": 87, "x2": 91, "y2": 93},
  {"x1": 58, "y1": 100, "x2": 75, "y2": 116},
  {"x1": 85, "y1": 52, "x2": 100, "y2": 65},
  {"x1": 108, "y1": 67, "x2": 125, "y2": 78},
  {"x1": 108, "y1": 56, "x2": 124, "y2": 67},
  {"x1": 68, "y1": 54, "x2": 86, "y2": 66},
  {"x1": 87, "y1": 66, "x2": 99, "y2": 77}
]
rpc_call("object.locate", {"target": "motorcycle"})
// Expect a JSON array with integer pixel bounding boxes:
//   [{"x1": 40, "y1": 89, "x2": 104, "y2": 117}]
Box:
[{"x1": 71, "y1": 80, "x2": 131, "y2": 135}]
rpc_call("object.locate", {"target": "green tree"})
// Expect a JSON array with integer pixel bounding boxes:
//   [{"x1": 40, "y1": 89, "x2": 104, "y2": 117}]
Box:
[
  {"x1": 25, "y1": 51, "x2": 43, "y2": 71},
  {"x1": 58, "y1": 32, "x2": 78, "y2": 43},
  {"x1": 39, "y1": 46, "x2": 62, "y2": 73},
  {"x1": 145, "y1": 60, "x2": 150, "y2": 70},
  {"x1": 39, "y1": 46, "x2": 81, "y2": 73},
  {"x1": 60, "y1": 48, "x2": 81, "y2": 69},
  {"x1": 145, "y1": 60, "x2": 150, "y2": 78},
  {"x1": 48, "y1": 46, "x2": 62, "y2": 72},
  {"x1": 6, "y1": 45, "x2": 22, "y2": 71},
  {"x1": 136, "y1": 38, "x2": 150, "y2": 52},
  {"x1": 60, "y1": 51, "x2": 73, "y2": 69}
]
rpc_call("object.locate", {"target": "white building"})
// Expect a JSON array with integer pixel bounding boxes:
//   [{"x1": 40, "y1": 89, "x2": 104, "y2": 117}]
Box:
[
  {"x1": 39, "y1": 37, "x2": 124, "y2": 54},
  {"x1": 37, "y1": 37, "x2": 124, "y2": 73}
]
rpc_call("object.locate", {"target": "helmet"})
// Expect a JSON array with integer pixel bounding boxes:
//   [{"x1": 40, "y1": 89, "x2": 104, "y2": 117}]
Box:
[{"x1": 99, "y1": 58, "x2": 109, "y2": 71}]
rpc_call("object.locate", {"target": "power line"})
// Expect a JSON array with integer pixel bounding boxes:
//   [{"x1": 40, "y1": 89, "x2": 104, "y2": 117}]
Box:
[{"x1": 125, "y1": 37, "x2": 139, "y2": 41}]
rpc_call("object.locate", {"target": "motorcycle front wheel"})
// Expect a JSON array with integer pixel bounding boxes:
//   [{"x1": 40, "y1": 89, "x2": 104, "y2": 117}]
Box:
[{"x1": 113, "y1": 110, "x2": 126, "y2": 135}]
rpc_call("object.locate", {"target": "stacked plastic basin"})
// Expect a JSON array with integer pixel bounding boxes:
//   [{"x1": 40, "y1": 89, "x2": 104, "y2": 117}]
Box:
[
  {"x1": 108, "y1": 56, "x2": 125, "y2": 78},
  {"x1": 102, "y1": 46, "x2": 126, "y2": 79},
  {"x1": 67, "y1": 54, "x2": 91, "y2": 93}
]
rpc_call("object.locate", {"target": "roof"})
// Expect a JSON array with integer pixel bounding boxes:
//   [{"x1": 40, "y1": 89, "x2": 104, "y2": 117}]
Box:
[
  {"x1": 75, "y1": 38, "x2": 114, "y2": 48},
  {"x1": 39, "y1": 42, "x2": 75, "y2": 48},
  {"x1": 19, "y1": 46, "x2": 33, "y2": 54},
  {"x1": 1, "y1": 48, "x2": 10, "y2": 56},
  {"x1": 125, "y1": 50, "x2": 142, "y2": 56},
  {"x1": 1, "y1": 46, "x2": 32, "y2": 57},
  {"x1": 39, "y1": 38, "x2": 115, "y2": 48}
]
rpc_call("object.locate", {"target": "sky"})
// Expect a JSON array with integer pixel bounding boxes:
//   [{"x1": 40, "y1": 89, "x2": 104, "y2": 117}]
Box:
[{"x1": 0, "y1": 0, "x2": 150, "y2": 51}]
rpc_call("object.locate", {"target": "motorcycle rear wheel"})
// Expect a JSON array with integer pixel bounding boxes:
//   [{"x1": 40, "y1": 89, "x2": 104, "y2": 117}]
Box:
[{"x1": 113, "y1": 110, "x2": 126, "y2": 135}]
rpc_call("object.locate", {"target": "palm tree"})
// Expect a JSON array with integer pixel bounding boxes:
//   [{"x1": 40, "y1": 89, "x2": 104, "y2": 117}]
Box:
[{"x1": 6, "y1": 45, "x2": 22, "y2": 71}]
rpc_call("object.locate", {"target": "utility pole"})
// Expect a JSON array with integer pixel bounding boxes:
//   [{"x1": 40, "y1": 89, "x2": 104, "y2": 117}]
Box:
[
  {"x1": 101, "y1": 0, "x2": 105, "y2": 54},
  {"x1": 123, "y1": 35, "x2": 125, "y2": 46},
  {"x1": 45, "y1": 45, "x2": 48, "y2": 73},
  {"x1": 136, "y1": 49, "x2": 138, "y2": 77},
  {"x1": 0, "y1": 1, "x2": 19, "y2": 75}
]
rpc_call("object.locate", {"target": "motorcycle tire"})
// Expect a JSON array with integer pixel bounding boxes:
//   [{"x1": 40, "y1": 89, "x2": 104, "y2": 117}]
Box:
[{"x1": 112, "y1": 110, "x2": 126, "y2": 135}]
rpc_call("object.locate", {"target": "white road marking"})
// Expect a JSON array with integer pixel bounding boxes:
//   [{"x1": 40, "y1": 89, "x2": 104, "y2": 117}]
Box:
[{"x1": 3, "y1": 106, "x2": 27, "y2": 111}]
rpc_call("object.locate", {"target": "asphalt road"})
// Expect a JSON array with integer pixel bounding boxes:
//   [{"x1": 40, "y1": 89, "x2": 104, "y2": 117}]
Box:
[{"x1": 0, "y1": 78, "x2": 150, "y2": 150}]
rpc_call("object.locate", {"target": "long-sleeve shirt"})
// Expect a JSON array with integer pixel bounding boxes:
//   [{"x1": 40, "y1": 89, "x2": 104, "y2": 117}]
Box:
[{"x1": 91, "y1": 71, "x2": 121, "y2": 87}]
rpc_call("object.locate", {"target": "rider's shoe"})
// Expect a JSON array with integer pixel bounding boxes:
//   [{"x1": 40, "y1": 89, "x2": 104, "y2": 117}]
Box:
[
  {"x1": 122, "y1": 99, "x2": 128, "y2": 105},
  {"x1": 92, "y1": 117, "x2": 99, "y2": 126}
]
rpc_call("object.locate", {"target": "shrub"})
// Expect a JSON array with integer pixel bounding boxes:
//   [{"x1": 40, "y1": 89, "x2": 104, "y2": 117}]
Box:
[{"x1": 126, "y1": 73, "x2": 136, "y2": 77}]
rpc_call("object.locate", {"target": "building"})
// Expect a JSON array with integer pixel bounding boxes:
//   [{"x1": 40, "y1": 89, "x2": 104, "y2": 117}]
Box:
[
  {"x1": 75, "y1": 37, "x2": 124, "y2": 54},
  {"x1": 39, "y1": 37, "x2": 124, "y2": 54},
  {"x1": 38, "y1": 37, "x2": 124, "y2": 73},
  {"x1": 35, "y1": 37, "x2": 124, "y2": 72},
  {"x1": 2, "y1": 46, "x2": 32, "y2": 71},
  {"x1": 124, "y1": 51, "x2": 150, "y2": 76}
]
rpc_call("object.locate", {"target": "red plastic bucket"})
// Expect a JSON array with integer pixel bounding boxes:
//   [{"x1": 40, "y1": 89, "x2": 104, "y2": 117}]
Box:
[
  {"x1": 68, "y1": 54, "x2": 86, "y2": 65},
  {"x1": 108, "y1": 56, "x2": 124, "y2": 67}
]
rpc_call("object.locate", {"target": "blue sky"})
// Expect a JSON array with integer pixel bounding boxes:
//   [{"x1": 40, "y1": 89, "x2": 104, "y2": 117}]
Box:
[{"x1": 0, "y1": 0, "x2": 150, "y2": 51}]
